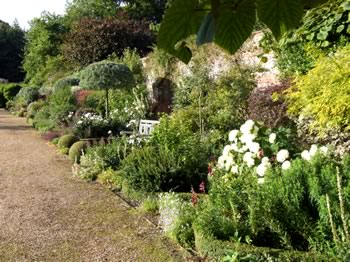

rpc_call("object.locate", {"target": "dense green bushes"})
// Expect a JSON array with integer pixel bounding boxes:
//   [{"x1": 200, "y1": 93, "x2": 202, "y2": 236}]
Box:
[
  {"x1": 0, "y1": 83, "x2": 22, "y2": 107},
  {"x1": 15, "y1": 86, "x2": 40, "y2": 106},
  {"x1": 53, "y1": 77, "x2": 79, "y2": 93},
  {"x1": 261, "y1": 0, "x2": 350, "y2": 78},
  {"x1": 58, "y1": 134, "x2": 80, "y2": 150},
  {"x1": 75, "y1": 138, "x2": 131, "y2": 181},
  {"x1": 122, "y1": 117, "x2": 209, "y2": 192}
]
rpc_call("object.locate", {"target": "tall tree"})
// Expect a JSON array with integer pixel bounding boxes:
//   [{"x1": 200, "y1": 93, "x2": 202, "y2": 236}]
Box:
[
  {"x1": 23, "y1": 12, "x2": 68, "y2": 85},
  {"x1": 63, "y1": 14, "x2": 154, "y2": 67},
  {"x1": 120, "y1": 0, "x2": 170, "y2": 23},
  {"x1": 0, "y1": 20, "x2": 25, "y2": 82},
  {"x1": 64, "y1": 0, "x2": 118, "y2": 26}
]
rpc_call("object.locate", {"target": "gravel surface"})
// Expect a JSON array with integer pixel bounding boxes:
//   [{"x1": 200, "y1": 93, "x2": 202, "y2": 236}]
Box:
[{"x1": 0, "y1": 109, "x2": 186, "y2": 262}]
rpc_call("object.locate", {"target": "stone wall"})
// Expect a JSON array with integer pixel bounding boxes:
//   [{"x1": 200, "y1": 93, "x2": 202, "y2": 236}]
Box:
[{"x1": 142, "y1": 31, "x2": 281, "y2": 113}]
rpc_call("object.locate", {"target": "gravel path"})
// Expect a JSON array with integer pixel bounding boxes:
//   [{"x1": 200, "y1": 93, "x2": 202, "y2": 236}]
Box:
[{"x1": 0, "y1": 109, "x2": 185, "y2": 262}]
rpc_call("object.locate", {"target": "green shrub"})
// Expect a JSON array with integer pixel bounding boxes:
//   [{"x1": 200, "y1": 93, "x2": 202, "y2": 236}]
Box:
[
  {"x1": 3, "y1": 84, "x2": 22, "y2": 101},
  {"x1": 32, "y1": 105, "x2": 54, "y2": 132},
  {"x1": 52, "y1": 137, "x2": 60, "y2": 145},
  {"x1": 76, "y1": 137, "x2": 131, "y2": 181},
  {"x1": 97, "y1": 169, "x2": 124, "y2": 191},
  {"x1": 58, "y1": 134, "x2": 80, "y2": 149},
  {"x1": 122, "y1": 116, "x2": 209, "y2": 192},
  {"x1": 203, "y1": 121, "x2": 350, "y2": 257},
  {"x1": 140, "y1": 196, "x2": 159, "y2": 214},
  {"x1": 26, "y1": 100, "x2": 46, "y2": 120},
  {"x1": 69, "y1": 141, "x2": 87, "y2": 163},
  {"x1": 49, "y1": 86, "x2": 76, "y2": 127},
  {"x1": 286, "y1": 45, "x2": 350, "y2": 135},
  {"x1": 172, "y1": 65, "x2": 255, "y2": 134},
  {"x1": 53, "y1": 77, "x2": 79, "y2": 93},
  {"x1": 260, "y1": 0, "x2": 350, "y2": 77},
  {"x1": 15, "y1": 86, "x2": 40, "y2": 106},
  {"x1": 108, "y1": 48, "x2": 145, "y2": 84}
]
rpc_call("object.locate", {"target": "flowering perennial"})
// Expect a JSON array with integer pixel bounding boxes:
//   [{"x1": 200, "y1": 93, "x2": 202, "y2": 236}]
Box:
[{"x1": 216, "y1": 120, "x2": 292, "y2": 183}]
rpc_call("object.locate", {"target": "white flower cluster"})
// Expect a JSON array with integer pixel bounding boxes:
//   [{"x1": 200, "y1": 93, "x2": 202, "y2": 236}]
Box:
[
  {"x1": 301, "y1": 144, "x2": 328, "y2": 161},
  {"x1": 75, "y1": 112, "x2": 107, "y2": 126},
  {"x1": 68, "y1": 111, "x2": 74, "y2": 119},
  {"x1": 217, "y1": 120, "x2": 291, "y2": 183},
  {"x1": 127, "y1": 134, "x2": 143, "y2": 145}
]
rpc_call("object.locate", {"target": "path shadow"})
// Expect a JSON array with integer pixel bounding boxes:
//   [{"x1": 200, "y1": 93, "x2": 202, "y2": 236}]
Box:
[{"x1": 0, "y1": 125, "x2": 32, "y2": 131}]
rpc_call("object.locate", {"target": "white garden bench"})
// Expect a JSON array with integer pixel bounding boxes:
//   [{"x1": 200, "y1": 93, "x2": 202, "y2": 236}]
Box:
[{"x1": 120, "y1": 119, "x2": 160, "y2": 136}]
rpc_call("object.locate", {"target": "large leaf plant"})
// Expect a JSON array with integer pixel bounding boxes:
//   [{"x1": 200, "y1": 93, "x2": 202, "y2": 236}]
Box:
[{"x1": 157, "y1": 0, "x2": 329, "y2": 63}]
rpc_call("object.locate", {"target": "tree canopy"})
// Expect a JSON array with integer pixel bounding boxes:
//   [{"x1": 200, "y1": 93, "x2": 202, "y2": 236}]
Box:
[
  {"x1": 62, "y1": 14, "x2": 154, "y2": 67},
  {"x1": 79, "y1": 61, "x2": 135, "y2": 115},
  {"x1": 64, "y1": 0, "x2": 118, "y2": 26},
  {"x1": 23, "y1": 12, "x2": 68, "y2": 85},
  {"x1": 0, "y1": 20, "x2": 25, "y2": 82}
]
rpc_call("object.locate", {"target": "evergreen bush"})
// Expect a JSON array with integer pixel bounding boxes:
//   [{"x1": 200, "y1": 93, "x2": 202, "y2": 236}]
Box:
[
  {"x1": 58, "y1": 134, "x2": 80, "y2": 149},
  {"x1": 69, "y1": 141, "x2": 88, "y2": 163}
]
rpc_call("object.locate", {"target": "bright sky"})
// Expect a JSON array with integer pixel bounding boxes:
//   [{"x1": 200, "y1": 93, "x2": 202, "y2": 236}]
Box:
[{"x1": 0, "y1": 0, "x2": 68, "y2": 29}]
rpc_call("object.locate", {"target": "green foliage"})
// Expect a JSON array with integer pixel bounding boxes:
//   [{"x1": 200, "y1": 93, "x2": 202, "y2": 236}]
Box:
[
  {"x1": 15, "y1": 86, "x2": 40, "y2": 106},
  {"x1": 23, "y1": 12, "x2": 68, "y2": 85},
  {"x1": 80, "y1": 61, "x2": 135, "y2": 116},
  {"x1": 108, "y1": 48, "x2": 145, "y2": 84},
  {"x1": 173, "y1": 64, "x2": 255, "y2": 136},
  {"x1": 69, "y1": 141, "x2": 88, "y2": 163},
  {"x1": 140, "y1": 196, "x2": 159, "y2": 214},
  {"x1": 288, "y1": 0, "x2": 350, "y2": 51},
  {"x1": 62, "y1": 16, "x2": 154, "y2": 67},
  {"x1": 53, "y1": 77, "x2": 80, "y2": 93},
  {"x1": 64, "y1": 0, "x2": 118, "y2": 26},
  {"x1": 157, "y1": 0, "x2": 325, "y2": 63},
  {"x1": 122, "y1": 116, "x2": 209, "y2": 192},
  {"x1": 122, "y1": 0, "x2": 169, "y2": 23},
  {"x1": 26, "y1": 100, "x2": 46, "y2": 120},
  {"x1": 32, "y1": 105, "x2": 54, "y2": 132},
  {"x1": 77, "y1": 138, "x2": 131, "y2": 181},
  {"x1": 0, "y1": 83, "x2": 22, "y2": 101},
  {"x1": 286, "y1": 45, "x2": 350, "y2": 135},
  {"x1": 80, "y1": 61, "x2": 135, "y2": 91},
  {"x1": 202, "y1": 142, "x2": 350, "y2": 257},
  {"x1": 261, "y1": 1, "x2": 350, "y2": 77},
  {"x1": 48, "y1": 86, "x2": 77, "y2": 127},
  {"x1": 58, "y1": 134, "x2": 80, "y2": 149},
  {"x1": 97, "y1": 168, "x2": 124, "y2": 191},
  {"x1": 0, "y1": 20, "x2": 25, "y2": 82},
  {"x1": 109, "y1": 86, "x2": 149, "y2": 128},
  {"x1": 158, "y1": 193, "x2": 203, "y2": 248}
]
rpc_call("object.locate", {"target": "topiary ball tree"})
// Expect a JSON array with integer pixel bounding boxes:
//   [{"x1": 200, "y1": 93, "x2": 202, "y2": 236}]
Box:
[
  {"x1": 79, "y1": 61, "x2": 135, "y2": 116},
  {"x1": 69, "y1": 141, "x2": 88, "y2": 163}
]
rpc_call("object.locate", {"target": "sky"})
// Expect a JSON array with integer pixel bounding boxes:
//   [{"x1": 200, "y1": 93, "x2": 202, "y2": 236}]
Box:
[{"x1": 0, "y1": 0, "x2": 68, "y2": 29}]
